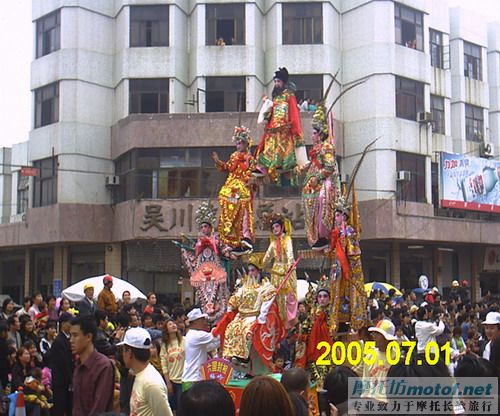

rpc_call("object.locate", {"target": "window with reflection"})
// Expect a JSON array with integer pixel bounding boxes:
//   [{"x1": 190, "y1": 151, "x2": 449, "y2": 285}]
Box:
[
  {"x1": 206, "y1": 77, "x2": 246, "y2": 112},
  {"x1": 115, "y1": 148, "x2": 233, "y2": 201},
  {"x1": 464, "y1": 41, "x2": 482, "y2": 80},
  {"x1": 465, "y1": 104, "x2": 484, "y2": 142},
  {"x1": 430, "y1": 95, "x2": 445, "y2": 134},
  {"x1": 282, "y1": 3, "x2": 322, "y2": 45},
  {"x1": 395, "y1": 76, "x2": 424, "y2": 121},
  {"x1": 129, "y1": 79, "x2": 169, "y2": 114},
  {"x1": 130, "y1": 5, "x2": 169, "y2": 47}
]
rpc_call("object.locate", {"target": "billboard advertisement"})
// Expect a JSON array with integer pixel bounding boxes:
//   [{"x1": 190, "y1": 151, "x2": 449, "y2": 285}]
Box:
[{"x1": 440, "y1": 152, "x2": 500, "y2": 213}]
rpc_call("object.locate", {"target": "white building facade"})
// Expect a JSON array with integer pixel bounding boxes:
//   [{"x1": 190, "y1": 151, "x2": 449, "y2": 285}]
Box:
[{"x1": 0, "y1": 0, "x2": 498, "y2": 302}]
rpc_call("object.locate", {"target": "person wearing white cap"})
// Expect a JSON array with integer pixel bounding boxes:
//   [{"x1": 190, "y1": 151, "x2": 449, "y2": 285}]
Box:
[
  {"x1": 355, "y1": 319, "x2": 397, "y2": 403},
  {"x1": 481, "y1": 311, "x2": 500, "y2": 360},
  {"x1": 118, "y1": 327, "x2": 173, "y2": 416},
  {"x1": 181, "y1": 308, "x2": 220, "y2": 386}
]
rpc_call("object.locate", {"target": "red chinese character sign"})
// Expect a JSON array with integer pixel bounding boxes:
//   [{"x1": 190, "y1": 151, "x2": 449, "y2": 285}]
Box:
[{"x1": 200, "y1": 358, "x2": 233, "y2": 384}]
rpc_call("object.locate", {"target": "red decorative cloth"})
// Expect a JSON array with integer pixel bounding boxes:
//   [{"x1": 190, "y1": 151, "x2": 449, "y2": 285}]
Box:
[{"x1": 330, "y1": 228, "x2": 350, "y2": 280}]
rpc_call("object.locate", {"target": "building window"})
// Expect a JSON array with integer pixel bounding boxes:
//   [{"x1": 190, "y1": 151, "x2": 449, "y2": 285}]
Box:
[
  {"x1": 430, "y1": 29, "x2": 444, "y2": 68},
  {"x1": 115, "y1": 148, "x2": 233, "y2": 202},
  {"x1": 130, "y1": 5, "x2": 169, "y2": 47},
  {"x1": 465, "y1": 104, "x2": 484, "y2": 142},
  {"x1": 129, "y1": 79, "x2": 169, "y2": 114},
  {"x1": 33, "y1": 157, "x2": 57, "y2": 207},
  {"x1": 206, "y1": 3, "x2": 245, "y2": 45},
  {"x1": 464, "y1": 41, "x2": 482, "y2": 80},
  {"x1": 395, "y1": 76, "x2": 424, "y2": 121},
  {"x1": 36, "y1": 10, "x2": 60, "y2": 58},
  {"x1": 17, "y1": 173, "x2": 29, "y2": 214},
  {"x1": 430, "y1": 95, "x2": 445, "y2": 134},
  {"x1": 34, "y1": 82, "x2": 59, "y2": 128},
  {"x1": 396, "y1": 152, "x2": 426, "y2": 203},
  {"x1": 206, "y1": 77, "x2": 245, "y2": 112},
  {"x1": 290, "y1": 75, "x2": 323, "y2": 104},
  {"x1": 282, "y1": 3, "x2": 322, "y2": 45},
  {"x1": 395, "y1": 3, "x2": 423, "y2": 51}
]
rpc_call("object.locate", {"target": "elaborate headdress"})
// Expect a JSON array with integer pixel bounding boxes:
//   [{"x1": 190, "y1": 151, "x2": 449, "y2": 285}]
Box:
[
  {"x1": 195, "y1": 201, "x2": 217, "y2": 227},
  {"x1": 246, "y1": 252, "x2": 264, "y2": 270},
  {"x1": 312, "y1": 105, "x2": 328, "y2": 140},
  {"x1": 262, "y1": 212, "x2": 293, "y2": 236},
  {"x1": 231, "y1": 125, "x2": 253, "y2": 147},
  {"x1": 315, "y1": 275, "x2": 331, "y2": 296},
  {"x1": 274, "y1": 67, "x2": 289, "y2": 83}
]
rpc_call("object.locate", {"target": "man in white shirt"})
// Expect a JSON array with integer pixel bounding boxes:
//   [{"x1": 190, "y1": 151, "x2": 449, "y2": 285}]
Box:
[
  {"x1": 415, "y1": 306, "x2": 445, "y2": 353},
  {"x1": 181, "y1": 308, "x2": 220, "y2": 386},
  {"x1": 481, "y1": 311, "x2": 500, "y2": 360},
  {"x1": 118, "y1": 327, "x2": 173, "y2": 416}
]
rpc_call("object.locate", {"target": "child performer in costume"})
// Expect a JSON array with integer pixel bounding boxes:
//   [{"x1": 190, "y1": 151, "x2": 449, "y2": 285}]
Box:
[
  {"x1": 177, "y1": 202, "x2": 229, "y2": 323},
  {"x1": 254, "y1": 67, "x2": 308, "y2": 184},
  {"x1": 262, "y1": 214, "x2": 298, "y2": 328},
  {"x1": 301, "y1": 105, "x2": 341, "y2": 250},
  {"x1": 212, "y1": 126, "x2": 256, "y2": 255}
]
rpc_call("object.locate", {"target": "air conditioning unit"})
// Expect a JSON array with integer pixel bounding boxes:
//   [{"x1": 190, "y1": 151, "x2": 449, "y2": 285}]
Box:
[
  {"x1": 105, "y1": 175, "x2": 120, "y2": 187},
  {"x1": 397, "y1": 170, "x2": 411, "y2": 182},
  {"x1": 480, "y1": 142, "x2": 494, "y2": 158},
  {"x1": 417, "y1": 111, "x2": 433, "y2": 123}
]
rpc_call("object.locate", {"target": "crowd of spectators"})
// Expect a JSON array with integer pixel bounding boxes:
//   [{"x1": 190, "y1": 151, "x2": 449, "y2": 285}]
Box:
[{"x1": 0, "y1": 277, "x2": 497, "y2": 416}]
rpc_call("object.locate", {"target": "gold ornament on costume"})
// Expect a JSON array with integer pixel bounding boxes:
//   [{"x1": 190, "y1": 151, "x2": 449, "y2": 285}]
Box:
[
  {"x1": 195, "y1": 201, "x2": 217, "y2": 228},
  {"x1": 231, "y1": 125, "x2": 253, "y2": 147}
]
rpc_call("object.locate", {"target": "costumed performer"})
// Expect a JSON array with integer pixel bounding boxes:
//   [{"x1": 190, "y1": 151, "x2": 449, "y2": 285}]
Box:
[
  {"x1": 177, "y1": 202, "x2": 229, "y2": 323},
  {"x1": 301, "y1": 104, "x2": 341, "y2": 250},
  {"x1": 212, "y1": 125, "x2": 256, "y2": 256},
  {"x1": 254, "y1": 67, "x2": 308, "y2": 185},
  {"x1": 295, "y1": 276, "x2": 334, "y2": 382},
  {"x1": 328, "y1": 196, "x2": 368, "y2": 335},
  {"x1": 262, "y1": 213, "x2": 298, "y2": 328},
  {"x1": 222, "y1": 254, "x2": 276, "y2": 363}
]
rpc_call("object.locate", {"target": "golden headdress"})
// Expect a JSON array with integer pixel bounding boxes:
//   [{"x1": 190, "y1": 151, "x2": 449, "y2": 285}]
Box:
[
  {"x1": 312, "y1": 105, "x2": 328, "y2": 139},
  {"x1": 262, "y1": 212, "x2": 293, "y2": 237},
  {"x1": 245, "y1": 252, "x2": 264, "y2": 270}
]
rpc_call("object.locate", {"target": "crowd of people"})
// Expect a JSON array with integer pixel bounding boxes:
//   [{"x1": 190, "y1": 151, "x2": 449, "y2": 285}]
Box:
[{"x1": 0, "y1": 273, "x2": 497, "y2": 416}]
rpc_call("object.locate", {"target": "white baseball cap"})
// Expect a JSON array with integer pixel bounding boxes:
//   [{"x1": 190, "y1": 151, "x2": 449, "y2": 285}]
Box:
[
  {"x1": 482, "y1": 311, "x2": 500, "y2": 325},
  {"x1": 117, "y1": 327, "x2": 152, "y2": 349},
  {"x1": 187, "y1": 308, "x2": 208, "y2": 322},
  {"x1": 368, "y1": 319, "x2": 396, "y2": 341}
]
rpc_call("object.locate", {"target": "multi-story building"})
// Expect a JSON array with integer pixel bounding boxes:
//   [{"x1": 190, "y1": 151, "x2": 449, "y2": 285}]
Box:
[{"x1": 0, "y1": 0, "x2": 498, "y2": 303}]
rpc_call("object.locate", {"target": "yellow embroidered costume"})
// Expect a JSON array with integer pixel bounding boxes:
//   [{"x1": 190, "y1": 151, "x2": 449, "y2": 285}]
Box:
[
  {"x1": 214, "y1": 126, "x2": 256, "y2": 251},
  {"x1": 262, "y1": 215, "x2": 298, "y2": 327},
  {"x1": 223, "y1": 260, "x2": 276, "y2": 360}
]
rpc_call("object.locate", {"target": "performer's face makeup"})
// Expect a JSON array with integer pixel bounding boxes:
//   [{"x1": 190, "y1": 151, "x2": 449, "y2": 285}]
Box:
[
  {"x1": 236, "y1": 139, "x2": 247, "y2": 152},
  {"x1": 335, "y1": 211, "x2": 344, "y2": 226},
  {"x1": 312, "y1": 129, "x2": 321, "y2": 144},
  {"x1": 273, "y1": 78, "x2": 284, "y2": 89},
  {"x1": 272, "y1": 222, "x2": 283, "y2": 236},
  {"x1": 248, "y1": 265, "x2": 259, "y2": 278},
  {"x1": 200, "y1": 223, "x2": 212, "y2": 235},
  {"x1": 317, "y1": 291, "x2": 330, "y2": 307}
]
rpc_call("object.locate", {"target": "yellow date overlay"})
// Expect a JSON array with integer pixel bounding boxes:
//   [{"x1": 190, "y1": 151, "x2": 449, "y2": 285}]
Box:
[{"x1": 316, "y1": 341, "x2": 451, "y2": 366}]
